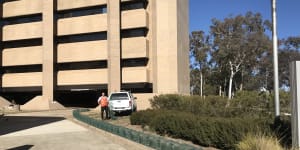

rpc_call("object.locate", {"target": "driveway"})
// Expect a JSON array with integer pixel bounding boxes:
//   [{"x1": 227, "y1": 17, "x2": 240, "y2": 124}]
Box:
[{"x1": 0, "y1": 110, "x2": 152, "y2": 150}]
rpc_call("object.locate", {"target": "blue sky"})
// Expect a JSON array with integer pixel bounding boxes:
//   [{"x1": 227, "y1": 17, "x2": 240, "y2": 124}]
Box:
[{"x1": 189, "y1": 0, "x2": 300, "y2": 39}]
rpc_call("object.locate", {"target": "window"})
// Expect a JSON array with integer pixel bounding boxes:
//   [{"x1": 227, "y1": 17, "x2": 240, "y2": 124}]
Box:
[
  {"x1": 1, "y1": 14, "x2": 42, "y2": 26},
  {"x1": 57, "y1": 6, "x2": 107, "y2": 19},
  {"x1": 121, "y1": 1, "x2": 148, "y2": 11},
  {"x1": 121, "y1": 28, "x2": 148, "y2": 38}
]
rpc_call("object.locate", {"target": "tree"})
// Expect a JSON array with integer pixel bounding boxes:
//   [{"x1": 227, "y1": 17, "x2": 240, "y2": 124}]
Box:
[
  {"x1": 190, "y1": 31, "x2": 210, "y2": 96},
  {"x1": 210, "y1": 12, "x2": 271, "y2": 99},
  {"x1": 278, "y1": 36, "x2": 300, "y2": 88}
]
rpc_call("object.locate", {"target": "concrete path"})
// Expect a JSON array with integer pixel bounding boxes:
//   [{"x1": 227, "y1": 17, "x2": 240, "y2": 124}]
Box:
[{"x1": 0, "y1": 110, "x2": 152, "y2": 150}]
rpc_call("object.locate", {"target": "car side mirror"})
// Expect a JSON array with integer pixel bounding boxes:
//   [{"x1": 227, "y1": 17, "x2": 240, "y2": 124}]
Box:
[{"x1": 134, "y1": 97, "x2": 137, "y2": 100}]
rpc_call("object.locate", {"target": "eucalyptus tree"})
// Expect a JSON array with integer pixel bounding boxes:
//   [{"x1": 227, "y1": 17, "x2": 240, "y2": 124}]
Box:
[
  {"x1": 278, "y1": 36, "x2": 300, "y2": 88},
  {"x1": 190, "y1": 31, "x2": 211, "y2": 96},
  {"x1": 210, "y1": 12, "x2": 271, "y2": 99}
]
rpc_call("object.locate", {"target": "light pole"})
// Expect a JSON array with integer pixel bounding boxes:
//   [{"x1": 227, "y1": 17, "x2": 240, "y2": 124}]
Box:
[{"x1": 271, "y1": 0, "x2": 280, "y2": 117}]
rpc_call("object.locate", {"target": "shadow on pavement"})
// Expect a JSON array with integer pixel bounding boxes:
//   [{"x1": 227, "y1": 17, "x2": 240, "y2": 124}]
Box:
[
  {"x1": 7, "y1": 144, "x2": 34, "y2": 150},
  {"x1": 0, "y1": 116, "x2": 65, "y2": 136}
]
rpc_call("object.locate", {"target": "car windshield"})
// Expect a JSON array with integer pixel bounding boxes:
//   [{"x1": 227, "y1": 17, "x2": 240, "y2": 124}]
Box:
[{"x1": 109, "y1": 93, "x2": 129, "y2": 100}]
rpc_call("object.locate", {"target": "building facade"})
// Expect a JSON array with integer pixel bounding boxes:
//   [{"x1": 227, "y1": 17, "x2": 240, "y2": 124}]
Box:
[{"x1": 0, "y1": 0, "x2": 189, "y2": 110}]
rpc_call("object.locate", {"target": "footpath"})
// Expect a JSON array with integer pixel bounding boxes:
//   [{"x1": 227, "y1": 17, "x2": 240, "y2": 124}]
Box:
[{"x1": 0, "y1": 109, "x2": 152, "y2": 150}]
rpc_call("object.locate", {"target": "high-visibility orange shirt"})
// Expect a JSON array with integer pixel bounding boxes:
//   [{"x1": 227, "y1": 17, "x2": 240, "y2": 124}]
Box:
[{"x1": 99, "y1": 96, "x2": 108, "y2": 107}]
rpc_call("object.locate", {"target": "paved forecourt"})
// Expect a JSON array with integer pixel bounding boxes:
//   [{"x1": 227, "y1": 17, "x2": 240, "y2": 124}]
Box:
[{"x1": 0, "y1": 110, "x2": 152, "y2": 150}]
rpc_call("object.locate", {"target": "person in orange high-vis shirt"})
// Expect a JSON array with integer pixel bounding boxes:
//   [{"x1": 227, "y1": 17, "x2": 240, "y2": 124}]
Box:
[{"x1": 98, "y1": 92, "x2": 109, "y2": 120}]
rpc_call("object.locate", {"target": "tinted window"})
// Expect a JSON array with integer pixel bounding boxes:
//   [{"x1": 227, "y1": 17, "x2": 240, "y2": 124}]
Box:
[{"x1": 109, "y1": 93, "x2": 129, "y2": 100}]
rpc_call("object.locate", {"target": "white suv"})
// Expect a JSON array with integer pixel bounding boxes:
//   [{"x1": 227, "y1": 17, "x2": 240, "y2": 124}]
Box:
[{"x1": 108, "y1": 91, "x2": 137, "y2": 114}]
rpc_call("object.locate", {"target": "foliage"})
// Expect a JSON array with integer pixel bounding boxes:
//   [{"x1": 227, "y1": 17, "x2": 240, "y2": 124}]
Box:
[
  {"x1": 149, "y1": 93, "x2": 287, "y2": 118},
  {"x1": 190, "y1": 11, "x2": 300, "y2": 96},
  {"x1": 131, "y1": 109, "x2": 272, "y2": 149},
  {"x1": 190, "y1": 31, "x2": 211, "y2": 96},
  {"x1": 209, "y1": 12, "x2": 272, "y2": 98},
  {"x1": 236, "y1": 134, "x2": 283, "y2": 150},
  {"x1": 132, "y1": 94, "x2": 293, "y2": 149}
]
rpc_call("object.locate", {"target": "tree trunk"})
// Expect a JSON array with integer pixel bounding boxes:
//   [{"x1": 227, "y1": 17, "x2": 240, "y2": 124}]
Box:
[
  {"x1": 219, "y1": 86, "x2": 222, "y2": 96},
  {"x1": 200, "y1": 72, "x2": 203, "y2": 97},
  {"x1": 239, "y1": 83, "x2": 243, "y2": 91},
  {"x1": 240, "y1": 69, "x2": 243, "y2": 91},
  {"x1": 228, "y1": 61, "x2": 234, "y2": 99},
  {"x1": 223, "y1": 78, "x2": 227, "y2": 98},
  {"x1": 228, "y1": 74, "x2": 233, "y2": 99}
]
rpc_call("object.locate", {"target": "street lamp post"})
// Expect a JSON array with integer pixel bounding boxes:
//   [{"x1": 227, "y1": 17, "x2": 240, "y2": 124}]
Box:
[{"x1": 271, "y1": 0, "x2": 280, "y2": 117}]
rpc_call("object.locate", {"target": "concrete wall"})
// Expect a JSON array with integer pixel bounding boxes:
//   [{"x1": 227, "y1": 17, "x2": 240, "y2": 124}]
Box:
[
  {"x1": 57, "y1": 69, "x2": 108, "y2": 85},
  {"x1": 155, "y1": 0, "x2": 179, "y2": 93},
  {"x1": 57, "y1": 40, "x2": 107, "y2": 62},
  {"x1": 2, "y1": 72, "x2": 43, "y2": 87},
  {"x1": 2, "y1": 46, "x2": 43, "y2": 66},
  {"x1": 0, "y1": 0, "x2": 190, "y2": 110},
  {"x1": 57, "y1": 0, "x2": 106, "y2": 11},
  {"x1": 153, "y1": 0, "x2": 189, "y2": 94},
  {"x1": 122, "y1": 67, "x2": 149, "y2": 83},
  {"x1": 57, "y1": 14, "x2": 107, "y2": 36},
  {"x1": 122, "y1": 37, "x2": 148, "y2": 59},
  {"x1": 2, "y1": 22, "x2": 42, "y2": 41},
  {"x1": 176, "y1": 0, "x2": 190, "y2": 94},
  {"x1": 121, "y1": 9, "x2": 148, "y2": 29},
  {"x1": 134, "y1": 93, "x2": 155, "y2": 110},
  {"x1": 3, "y1": 0, "x2": 42, "y2": 18}
]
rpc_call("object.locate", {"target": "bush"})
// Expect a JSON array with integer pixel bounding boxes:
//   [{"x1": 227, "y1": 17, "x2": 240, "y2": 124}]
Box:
[
  {"x1": 149, "y1": 94, "x2": 274, "y2": 118},
  {"x1": 130, "y1": 109, "x2": 160, "y2": 127},
  {"x1": 237, "y1": 134, "x2": 283, "y2": 150},
  {"x1": 142, "y1": 93, "x2": 292, "y2": 148},
  {"x1": 130, "y1": 109, "x2": 272, "y2": 149}
]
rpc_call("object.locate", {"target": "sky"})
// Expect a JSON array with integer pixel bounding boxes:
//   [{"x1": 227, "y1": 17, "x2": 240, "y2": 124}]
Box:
[{"x1": 189, "y1": 0, "x2": 300, "y2": 39}]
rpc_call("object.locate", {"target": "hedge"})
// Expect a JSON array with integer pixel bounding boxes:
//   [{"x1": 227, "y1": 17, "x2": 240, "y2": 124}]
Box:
[
  {"x1": 149, "y1": 92, "x2": 292, "y2": 118},
  {"x1": 130, "y1": 109, "x2": 272, "y2": 149}
]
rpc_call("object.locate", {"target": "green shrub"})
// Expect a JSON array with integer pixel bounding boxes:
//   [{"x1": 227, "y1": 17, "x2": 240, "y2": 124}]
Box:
[
  {"x1": 142, "y1": 93, "x2": 292, "y2": 148},
  {"x1": 130, "y1": 109, "x2": 272, "y2": 149},
  {"x1": 149, "y1": 94, "x2": 274, "y2": 118},
  {"x1": 130, "y1": 109, "x2": 158, "y2": 127}
]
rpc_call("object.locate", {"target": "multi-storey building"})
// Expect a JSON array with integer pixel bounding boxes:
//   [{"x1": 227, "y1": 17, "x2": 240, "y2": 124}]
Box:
[{"x1": 0, "y1": 0, "x2": 189, "y2": 110}]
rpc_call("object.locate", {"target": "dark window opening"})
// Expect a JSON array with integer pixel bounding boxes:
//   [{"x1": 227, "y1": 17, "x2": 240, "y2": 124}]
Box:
[
  {"x1": 121, "y1": 83, "x2": 152, "y2": 93},
  {"x1": 122, "y1": 58, "x2": 148, "y2": 67},
  {"x1": 56, "y1": 5, "x2": 107, "y2": 19},
  {"x1": 55, "y1": 86, "x2": 107, "y2": 108},
  {"x1": 1, "y1": 0, "x2": 20, "y2": 4},
  {"x1": 2, "y1": 38, "x2": 42, "y2": 49},
  {"x1": 0, "y1": 64, "x2": 42, "y2": 73},
  {"x1": 121, "y1": 28, "x2": 148, "y2": 38},
  {"x1": 57, "y1": 32, "x2": 107, "y2": 43},
  {"x1": 1, "y1": 14, "x2": 42, "y2": 26},
  {"x1": 121, "y1": 0, "x2": 148, "y2": 11},
  {"x1": 57, "y1": 60, "x2": 107, "y2": 70}
]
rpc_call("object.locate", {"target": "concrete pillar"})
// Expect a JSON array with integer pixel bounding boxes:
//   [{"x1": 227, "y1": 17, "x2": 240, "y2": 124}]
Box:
[
  {"x1": 150, "y1": 0, "x2": 158, "y2": 93},
  {"x1": 42, "y1": 0, "x2": 55, "y2": 103},
  {"x1": 107, "y1": 0, "x2": 121, "y2": 94},
  {"x1": 0, "y1": 2, "x2": 3, "y2": 92},
  {"x1": 154, "y1": 0, "x2": 190, "y2": 94},
  {"x1": 290, "y1": 61, "x2": 300, "y2": 148}
]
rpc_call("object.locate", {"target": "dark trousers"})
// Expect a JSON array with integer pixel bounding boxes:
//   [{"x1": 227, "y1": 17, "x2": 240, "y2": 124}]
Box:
[{"x1": 101, "y1": 106, "x2": 109, "y2": 120}]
